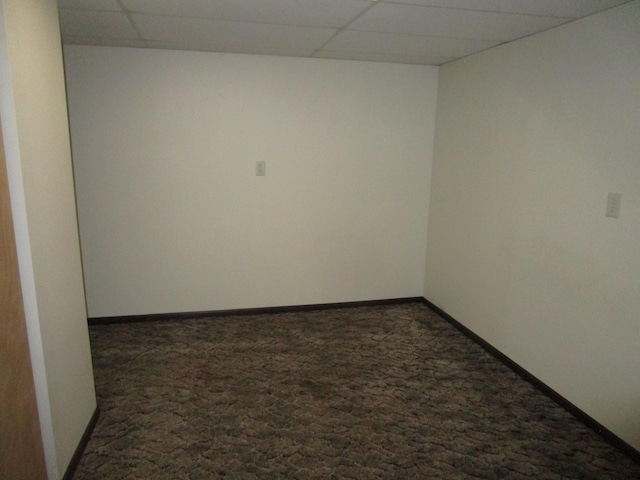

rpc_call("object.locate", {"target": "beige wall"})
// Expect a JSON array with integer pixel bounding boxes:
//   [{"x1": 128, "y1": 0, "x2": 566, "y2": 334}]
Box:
[
  {"x1": 0, "y1": 0, "x2": 96, "y2": 477},
  {"x1": 64, "y1": 47, "x2": 438, "y2": 318},
  {"x1": 425, "y1": 1, "x2": 640, "y2": 449}
]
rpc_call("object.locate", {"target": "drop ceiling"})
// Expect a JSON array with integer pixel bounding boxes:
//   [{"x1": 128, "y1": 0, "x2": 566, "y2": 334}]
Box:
[{"x1": 58, "y1": 0, "x2": 630, "y2": 65}]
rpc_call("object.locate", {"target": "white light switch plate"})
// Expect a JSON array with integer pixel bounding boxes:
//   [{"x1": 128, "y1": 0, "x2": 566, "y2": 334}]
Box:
[{"x1": 606, "y1": 192, "x2": 621, "y2": 218}]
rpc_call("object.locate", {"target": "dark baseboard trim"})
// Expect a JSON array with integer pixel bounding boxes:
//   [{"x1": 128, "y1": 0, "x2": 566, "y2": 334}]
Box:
[
  {"x1": 420, "y1": 297, "x2": 640, "y2": 464},
  {"x1": 62, "y1": 405, "x2": 100, "y2": 480},
  {"x1": 88, "y1": 297, "x2": 424, "y2": 325}
]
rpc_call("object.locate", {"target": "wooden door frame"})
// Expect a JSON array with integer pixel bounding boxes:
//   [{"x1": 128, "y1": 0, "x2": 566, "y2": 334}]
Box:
[{"x1": 0, "y1": 117, "x2": 47, "y2": 479}]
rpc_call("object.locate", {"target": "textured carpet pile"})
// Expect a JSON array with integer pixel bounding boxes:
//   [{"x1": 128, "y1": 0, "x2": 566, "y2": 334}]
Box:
[{"x1": 74, "y1": 303, "x2": 639, "y2": 479}]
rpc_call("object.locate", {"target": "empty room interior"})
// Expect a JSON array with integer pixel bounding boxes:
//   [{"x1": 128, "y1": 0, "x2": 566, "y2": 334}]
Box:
[{"x1": 1, "y1": 0, "x2": 639, "y2": 478}]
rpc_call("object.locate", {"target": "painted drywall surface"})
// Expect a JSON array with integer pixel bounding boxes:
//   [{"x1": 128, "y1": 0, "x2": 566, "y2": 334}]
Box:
[
  {"x1": 64, "y1": 47, "x2": 438, "y2": 318},
  {"x1": 425, "y1": 1, "x2": 640, "y2": 449},
  {"x1": 0, "y1": 0, "x2": 96, "y2": 477}
]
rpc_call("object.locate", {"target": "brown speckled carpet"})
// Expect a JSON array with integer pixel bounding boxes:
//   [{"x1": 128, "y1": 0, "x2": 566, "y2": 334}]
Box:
[{"x1": 74, "y1": 303, "x2": 639, "y2": 479}]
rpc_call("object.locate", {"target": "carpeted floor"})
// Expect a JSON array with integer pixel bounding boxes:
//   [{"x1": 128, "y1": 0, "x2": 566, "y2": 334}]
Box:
[{"x1": 73, "y1": 303, "x2": 639, "y2": 479}]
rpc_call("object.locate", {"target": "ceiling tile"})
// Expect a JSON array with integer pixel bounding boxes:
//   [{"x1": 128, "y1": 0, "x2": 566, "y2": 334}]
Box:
[
  {"x1": 383, "y1": 0, "x2": 630, "y2": 19},
  {"x1": 58, "y1": 0, "x2": 629, "y2": 66},
  {"x1": 133, "y1": 15, "x2": 337, "y2": 51},
  {"x1": 122, "y1": 0, "x2": 373, "y2": 27},
  {"x1": 324, "y1": 30, "x2": 499, "y2": 58},
  {"x1": 352, "y1": 4, "x2": 567, "y2": 41},
  {"x1": 59, "y1": 10, "x2": 139, "y2": 39},
  {"x1": 58, "y1": 0, "x2": 122, "y2": 11}
]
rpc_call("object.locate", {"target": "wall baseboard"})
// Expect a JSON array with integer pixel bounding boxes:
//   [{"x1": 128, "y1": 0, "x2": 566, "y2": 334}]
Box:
[
  {"x1": 62, "y1": 406, "x2": 99, "y2": 480},
  {"x1": 420, "y1": 297, "x2": 640, "y2": 464},
  {"x1": 87, "y1": 297, "x2": 424, "y2": 325}
]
